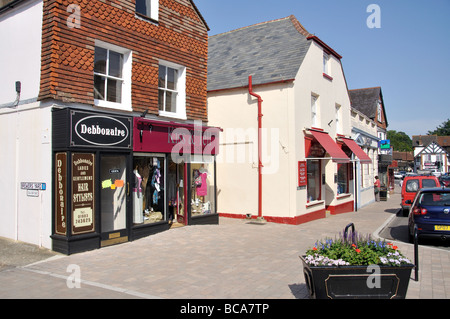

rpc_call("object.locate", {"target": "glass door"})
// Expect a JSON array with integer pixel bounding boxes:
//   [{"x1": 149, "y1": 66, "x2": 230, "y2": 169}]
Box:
[
  {"x1": 168, "y1": 160, "x2": 186, "y2": 225},
  {"x1": 100, "y1": 154, "x2": 129, "y2": 244}
]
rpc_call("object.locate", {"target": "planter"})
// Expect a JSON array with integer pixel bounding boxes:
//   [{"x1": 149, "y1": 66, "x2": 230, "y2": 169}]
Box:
[{"x1": 300, "y1": 255, "x2": 414, "y2": 299}]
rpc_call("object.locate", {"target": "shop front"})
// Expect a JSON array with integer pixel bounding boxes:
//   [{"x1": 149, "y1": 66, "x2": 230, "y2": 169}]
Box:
[
  {"x1": 304, "y1": 128, "x2": 353, "y2": 217},
  {"x1": 51, "y1": 109, "x2": 220, "y2": 254},
  {"x1": 51, "y1": 108, "x2": 133, "y2": 254},
  {"x1": 132, "y1": 118, "x2": 220, "y2": 240}
]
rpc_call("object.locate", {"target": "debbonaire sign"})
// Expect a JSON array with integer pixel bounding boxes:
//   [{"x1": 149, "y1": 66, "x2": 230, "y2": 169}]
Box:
[{"x1": 71, "y1": 111, "x2": 132, "y2": 149}]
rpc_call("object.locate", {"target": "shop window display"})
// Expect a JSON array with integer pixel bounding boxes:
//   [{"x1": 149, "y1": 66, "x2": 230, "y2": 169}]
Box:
[
  {"x1": 337, "y1": 163, "x2": 349, "y2": 194},
  {"x1": 133, "y1": 156, "x2": 165, "y2": 224},
  {"x1": 307, "y1": 159, "x2": 321, "y2": 202},
  {"x1": 190, "y1": 161, "x2": 215, "y2": 217}
]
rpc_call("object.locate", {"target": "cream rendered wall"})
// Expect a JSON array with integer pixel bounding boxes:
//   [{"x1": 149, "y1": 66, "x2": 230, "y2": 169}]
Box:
[
  {"x1": 208, "y1": 41, "x2": 354, "y2": 221},
  {"x1": 208, "y1": 82, "x2": 296, "y2": 219},
  {"x1": 294, "y1": 41, "x2": 353, "y2": 212}
]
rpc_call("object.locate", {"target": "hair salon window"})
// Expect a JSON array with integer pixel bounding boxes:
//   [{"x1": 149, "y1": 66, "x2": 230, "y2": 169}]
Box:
[
  {"x1": 190, "y1": 156, "x2": 215, "y2": 217},
  {"x1": 307, "y1": 159, "x2": 321, "y2": 202},
  {"x1": 158, "y1": 61, "x2": 186, "y2": 120},
  {"x1": 132, "y1": 155, "x2": 166, "y2": 225}
]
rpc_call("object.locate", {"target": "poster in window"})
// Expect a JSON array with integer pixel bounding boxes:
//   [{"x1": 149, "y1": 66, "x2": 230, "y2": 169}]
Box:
[
  {"x1": 298, "y1": 161, "x2": 307, "y2": 187},
  {"x1": 72, "y1": 153, "x2": 95, "y2": 235},
  {"x1": 55, "y1": 153, "x2": 67, "y2": 235}
]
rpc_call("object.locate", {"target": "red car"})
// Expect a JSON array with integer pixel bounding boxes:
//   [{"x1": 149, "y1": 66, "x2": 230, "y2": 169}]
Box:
[
  {"x1": 439, "y1": 175, "x2": 450, "y2": 187},
  {"x1": 401, "y1": 175, "x2": 440, "y2": 216}
]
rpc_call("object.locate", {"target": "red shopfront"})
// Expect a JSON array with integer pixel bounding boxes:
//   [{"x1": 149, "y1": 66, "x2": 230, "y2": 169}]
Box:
[{"x1": 132, "y1": 118, "x2": 221, "y2": 240}]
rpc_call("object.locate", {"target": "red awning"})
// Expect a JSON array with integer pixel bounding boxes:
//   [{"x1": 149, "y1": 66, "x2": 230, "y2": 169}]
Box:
[
  {"x1": 341, "y1": 137, "x2": 372, "y2": 164},
  {"x1": 309, "y1": 130, "x2": 350, "y2": 163}
]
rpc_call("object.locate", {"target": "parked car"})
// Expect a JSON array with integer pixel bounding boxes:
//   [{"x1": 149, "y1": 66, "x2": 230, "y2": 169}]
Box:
[
  {"x1": 439, "y1": 175, "x2": 450, "y2": 188},
  {"x1": 401, "y1": 175, "x2": 440, "y2": 216},
  {"x1": 407, "y1": 187, "x2": 450, "y2": 243}
]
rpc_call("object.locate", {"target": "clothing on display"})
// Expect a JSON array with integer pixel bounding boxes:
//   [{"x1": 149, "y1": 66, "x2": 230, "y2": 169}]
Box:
[
  {"x1": 133, "y1": 169, "x2": 144, "y2": 224},
  {"x1": 133, "y1": 157, "x2": 164, "y2": 224}
]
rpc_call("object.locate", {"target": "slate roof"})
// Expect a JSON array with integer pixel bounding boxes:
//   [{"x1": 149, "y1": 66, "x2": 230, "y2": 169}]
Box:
[
  {"x1": 207, "y1": 16, "x2": 313, "y2": 92},
  {"x1": 348, "y1": 87, "x2": 382, "y2": 120}
]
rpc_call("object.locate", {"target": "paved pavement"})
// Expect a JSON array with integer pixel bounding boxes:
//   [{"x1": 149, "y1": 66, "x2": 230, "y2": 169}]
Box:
[{"x1": 1, "y1": 192, "x2": 449, "y2": 300}]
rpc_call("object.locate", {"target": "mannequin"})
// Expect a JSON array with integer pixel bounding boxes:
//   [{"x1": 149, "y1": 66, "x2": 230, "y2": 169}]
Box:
[{"x1": 133, "y1": 166, "x2": 144, "y2": 223}]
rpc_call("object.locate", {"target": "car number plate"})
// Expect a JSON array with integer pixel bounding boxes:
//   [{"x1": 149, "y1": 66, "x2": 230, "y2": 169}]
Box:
[{"x1": 435, "y1": 225, "x2": 450, "y2": 231}]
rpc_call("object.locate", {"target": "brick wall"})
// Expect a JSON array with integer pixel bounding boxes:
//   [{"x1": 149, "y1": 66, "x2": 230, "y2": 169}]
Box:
[{"x1": 38, "y1": 0, "x2": 208, "y2": 121}]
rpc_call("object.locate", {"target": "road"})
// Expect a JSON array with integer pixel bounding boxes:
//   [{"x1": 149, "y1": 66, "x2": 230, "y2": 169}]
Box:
[{"x1": 379, "y1": 179, "x2": 450, "y2": 251}]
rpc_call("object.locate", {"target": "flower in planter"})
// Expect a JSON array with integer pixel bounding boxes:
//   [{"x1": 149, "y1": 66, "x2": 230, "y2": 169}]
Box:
[{"x1": 304, "y1": 226, "x2": 411, "y2": 267}]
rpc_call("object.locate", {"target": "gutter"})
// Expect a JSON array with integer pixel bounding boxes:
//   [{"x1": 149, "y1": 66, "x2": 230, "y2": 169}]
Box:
[{"x1": 0, "y1": 0, "x2": 27, "y2": 15}]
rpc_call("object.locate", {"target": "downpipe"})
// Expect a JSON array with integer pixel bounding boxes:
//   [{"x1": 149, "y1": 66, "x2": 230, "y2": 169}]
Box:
[{"x1": 248, "y1": 76, "x2": 264, "y2": 221}]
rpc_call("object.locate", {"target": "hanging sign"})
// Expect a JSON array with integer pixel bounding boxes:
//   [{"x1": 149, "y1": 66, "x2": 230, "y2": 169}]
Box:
[
  {"x1": 71, "y1": 111, "x2": 132, "y2": 149},
  {"x1": 72, "y1": 153, "x2": 95, "y2": 235}
]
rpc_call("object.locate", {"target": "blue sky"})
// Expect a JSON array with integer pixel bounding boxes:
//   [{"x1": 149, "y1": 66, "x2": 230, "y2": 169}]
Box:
[{"x1": 194, "y1": 0, "x2": 450, "y2": 138}]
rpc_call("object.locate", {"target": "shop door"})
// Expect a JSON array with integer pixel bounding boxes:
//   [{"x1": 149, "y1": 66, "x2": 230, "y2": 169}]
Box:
[
  {"x1": 100, "y1": 154, "x2": 129, "y2": 246},
  {"x1": 175, "y1": 163, "x2": 186, "y2": 225},
  {"x1": 168, "y1": 161, "x2": 186, "y2": 226}
]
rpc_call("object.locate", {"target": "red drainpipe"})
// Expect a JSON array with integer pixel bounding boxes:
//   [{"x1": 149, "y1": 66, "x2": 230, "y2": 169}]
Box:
[{"x1": 248, "y1": 75, "x2": 264, "y2": 221}]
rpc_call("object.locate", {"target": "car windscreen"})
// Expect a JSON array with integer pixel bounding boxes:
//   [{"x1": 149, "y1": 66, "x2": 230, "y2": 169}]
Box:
[
  {"x1": 419, "y1": 192, "x2": 450, "y2": 206},
  {"x1": 405, "y1": 179, "x2": 419, "y2": 192}
]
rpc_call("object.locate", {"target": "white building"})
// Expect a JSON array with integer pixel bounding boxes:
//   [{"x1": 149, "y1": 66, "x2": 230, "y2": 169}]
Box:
[
  {"x1": 413, "y1": 136, "x2": 450, "y2": 175},
  {"x1": 350, "y1": 107, "x2": 378, "y2": 209},
  {"x1": 207, "y1": 16, "x2": 372, "y2": 224}
]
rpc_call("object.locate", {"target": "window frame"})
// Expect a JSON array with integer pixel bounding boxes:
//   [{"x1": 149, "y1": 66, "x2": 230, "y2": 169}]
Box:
[
  {"x1": 158, "y1": 60, "x2": 186, "y2": 120},
  {"x1": 323, "y1": 52, "x2": 330, "y2": 75},
  {"x1": 335, "y1": 103, "x2": 342, "y2": 134},
  {"x1": 135, "y1": 0, "x2": 159, "y2": 22},
  {"x1": 93, "y1": 41, "x2": 132, "y2": 112},
  {"x1": 311, "y1": 94, "x2": 319, "y2": 127}
]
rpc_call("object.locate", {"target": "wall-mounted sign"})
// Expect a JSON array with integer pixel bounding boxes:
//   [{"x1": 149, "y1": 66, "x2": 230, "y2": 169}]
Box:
[
  {"x1": 70, "y1": 111, "x2": 132, "y2": 149},
  {"x1": 298, "y1": 161, "x2": 307, "y2": 187},
  {"x1": 27, "y1": 190, "x2": 39, "y2": 197},
  {"x1": 55, "y1": 153, "x2": 67, "y2": 235},
  {"x1": 21, "y1": 182, "x2": 46, "y2": 190},
  {"x1": 72, "y1": 153, "x2": 95, "y2": 235}
]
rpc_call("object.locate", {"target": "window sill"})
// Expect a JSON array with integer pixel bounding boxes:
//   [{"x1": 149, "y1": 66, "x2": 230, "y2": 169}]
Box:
[
  {"x1": 94, "y1": 100, "x2": 132, "y2": 112},
  {"x1": 336, "y1": 193, "x2": 352, "y2": 199},
  {"x1": 135, "y1": 12, "x2": 159, "y2": 25},
  {"x1": 306, "y1": 200, "x2": 324, "y2": 208},
  {"x1": 158, "y1": 110, "x2": 187, "y2": 121},
  {"x1": 323, "y1": 73, "x2": 333, "y2": 81}
]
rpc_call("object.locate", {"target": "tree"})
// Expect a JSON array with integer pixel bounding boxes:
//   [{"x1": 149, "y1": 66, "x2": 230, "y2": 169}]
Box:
[
  {"x1": 428, "y1": 119, "x2": 450, "y2": 136},
  {"x1": 387, "y1": 130, "x2": 413, "y2": 152}
]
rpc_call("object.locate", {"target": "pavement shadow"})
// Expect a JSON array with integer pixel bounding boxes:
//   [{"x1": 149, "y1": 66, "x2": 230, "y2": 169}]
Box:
[
  {"x1": 288, "y1": 283, "x2": 309, "y2": 299},
  {"x1": 384, "y1": 208, "x2": 400, "y2": 215}
]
